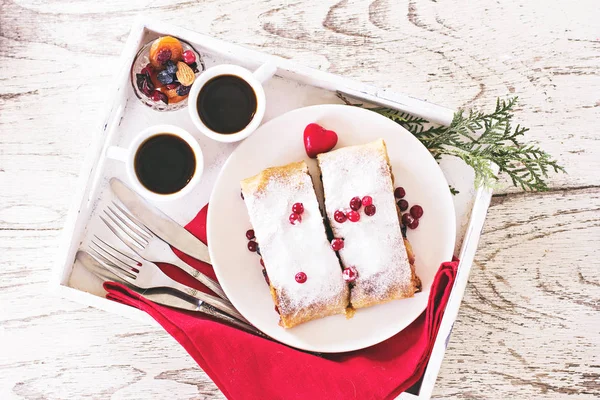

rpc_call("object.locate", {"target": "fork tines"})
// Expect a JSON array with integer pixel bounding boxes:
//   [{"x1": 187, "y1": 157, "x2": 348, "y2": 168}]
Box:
[
  {"x1": 89, "y1": 236, "x2": 140, "y2": 281},
  {"x1": 100, "y1": 202, "x2": 152, "y2": 252}
]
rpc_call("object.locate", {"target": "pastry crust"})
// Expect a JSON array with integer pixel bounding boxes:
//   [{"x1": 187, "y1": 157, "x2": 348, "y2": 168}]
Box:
[
  {"x1": 317, "y1": 139, "x2": 420, "y2": 309},
  {"x1": 241, "y1": 161, "x2": 349, "y2": 328}
]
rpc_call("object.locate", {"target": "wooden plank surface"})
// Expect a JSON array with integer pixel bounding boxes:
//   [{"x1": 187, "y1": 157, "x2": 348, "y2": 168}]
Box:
[{"x1": 1, "y1": 0, "x2": 599, "y2": 398}]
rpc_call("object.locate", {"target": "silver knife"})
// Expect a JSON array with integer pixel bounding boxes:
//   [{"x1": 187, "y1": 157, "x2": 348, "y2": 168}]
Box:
[
  {"x1": 109, "y1": 177, "x2": 211, "y2": 264},
  {"x1": 76, "y1": 251, "x2": 263, "y2": 336}
]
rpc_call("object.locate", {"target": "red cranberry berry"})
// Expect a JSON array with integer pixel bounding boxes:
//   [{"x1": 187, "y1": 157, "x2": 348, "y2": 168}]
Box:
[
  {"x1": 349, "y1": 196, "x2": 362, "y2": 211},
  {"x1": 342, "y1": 267, "x2": 358, "y2": 283},
  {"x1": 150, "y1": 90, "x2": 168, "y2": 104},
  {"x1": 292, "y1": 202, "x2": 304, "y2": 214},
  {"x1": 410, "y1": 205, "x2": 424, "y2": 219},
  {"x1": 156, "y1": 48, "x2": 172, "y2": 64},
  {"x1": 182, "y1": 50, "x2": 196, "y2": 64},
  {"x1": 394, "y1": 187, "x2": 406, "y2": 199},
  {"x1": 245, "y1": 229, "x2": 255, "y2": 240},
  {"x1": 260, "y1": 258, "x2": 264, "y2": 267},
  {"x1": 262, "y1": 268, "x2": 270, "y2": 285},
  {"x1": 247, "y1": 240, "x2": 258, "y2": 252},
  {"x1": 140, "y1": 63, "x2": 153, "y2": 76},
  {"x1": 398, "y1": 199, "x2": 409, "y2": 212},
  {"x1": 347, "y1": 210, "x2": 360, "y2": 222},
  {"x1": 295, "y1": 272, "x2": 307, "y2": 283},
  {"x1": 274, "y1": 305, "x2": 280, "y2": 314},
  {"x1": 401, "y1": 213, "x2": 414, "y2": 226},
  {"x1": 289, "y1": 213, "x2": 302, "y2": 225},
  {"x1": 334, "y1": 210, "x2": 347, "y2": 223},
  {"x1": 361, "y1": 196, "x2": 373, "y2": 207},
  {"x1": 364, "y1": 204, "x2": 376, "y2": 216},
  {"x1": 331, "y1": 238, "x2": 344, "y2": 251},
  {"x1": 151, "y1": 90, "x2": 162, "y2": 102},
  {"x1": 408, "y1": 218, "x2": 419, "y2": 230}
]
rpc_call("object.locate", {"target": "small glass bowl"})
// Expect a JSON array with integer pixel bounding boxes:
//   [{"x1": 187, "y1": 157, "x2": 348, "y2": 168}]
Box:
[{"x1": 130, "y1": 38, "x2": 205, "y2": 112}]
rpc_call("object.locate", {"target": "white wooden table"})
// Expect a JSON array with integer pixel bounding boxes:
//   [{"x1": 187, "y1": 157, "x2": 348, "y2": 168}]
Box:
[{"x1": 1, "y1": 1, "x2": 599, "y2": 398}]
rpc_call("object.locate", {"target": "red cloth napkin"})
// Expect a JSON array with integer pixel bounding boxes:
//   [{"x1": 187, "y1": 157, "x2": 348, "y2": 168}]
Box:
[{"x1": 104, "y1": 205, "x2": 458, "y2": 400}]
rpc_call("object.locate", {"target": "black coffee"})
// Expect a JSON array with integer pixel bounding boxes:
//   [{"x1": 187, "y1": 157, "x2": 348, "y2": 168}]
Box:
[
  {"x1": 196, "y1": 75, "x2": 257, "y2": 134},
  {"x1": 134, "y1": 134, "x2": 196, "y2": 194}
]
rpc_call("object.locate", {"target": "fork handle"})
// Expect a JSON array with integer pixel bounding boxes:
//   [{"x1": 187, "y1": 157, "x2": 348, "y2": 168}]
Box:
[
  {"x1": 199, "y1": 303, "x2": 265, "y2": 337},
  {"x1": 167, "y1": 279, "x2": 248, "y2": 323},
  {"x1": 163, "y1": 252, "x2": 229, "y2": 301}
]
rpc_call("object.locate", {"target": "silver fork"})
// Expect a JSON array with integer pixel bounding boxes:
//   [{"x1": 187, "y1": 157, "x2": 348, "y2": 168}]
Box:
[
  {"x1": 76, "y1": 250, "x2": 262, "y2": 335},
  {"x1": 88, "y1": 235, "x2": 247, "y2": 323},
  {"x1": 100, "y1": 201, "x2": 228, "y2": 301}
]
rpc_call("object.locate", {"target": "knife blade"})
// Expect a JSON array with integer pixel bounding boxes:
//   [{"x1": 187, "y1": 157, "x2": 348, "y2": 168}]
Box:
[
  {"x1": 109, "y1": 177, "x2": 211, "y2": 264},
  {"x1": 76, "y1": 250, "x2": 263, "y2": 335}
]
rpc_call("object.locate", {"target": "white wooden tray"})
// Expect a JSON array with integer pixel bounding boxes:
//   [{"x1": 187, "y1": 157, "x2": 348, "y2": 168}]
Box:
[{"x1": 51, "y1": 17, "x2": 493, "y2": 400}]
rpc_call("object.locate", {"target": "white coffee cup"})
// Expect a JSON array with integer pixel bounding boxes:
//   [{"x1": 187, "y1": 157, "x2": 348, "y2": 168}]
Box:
[
  {"x1": 106, "y1": 124, "x2": 204, "y2": 202},
  {"x1": 187, "y1": 62, "x2": 277, "y2": 143}
]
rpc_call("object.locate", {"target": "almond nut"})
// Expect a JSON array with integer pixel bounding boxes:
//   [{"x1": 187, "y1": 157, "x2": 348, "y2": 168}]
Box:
[{"x1": 176, "y1": 62, "x2": 195, "y2": 86}]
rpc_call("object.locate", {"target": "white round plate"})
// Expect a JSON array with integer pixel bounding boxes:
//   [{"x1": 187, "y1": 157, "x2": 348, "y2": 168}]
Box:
[{"x1": 208, "y1": 104, "x2": 455, "y2": 353}]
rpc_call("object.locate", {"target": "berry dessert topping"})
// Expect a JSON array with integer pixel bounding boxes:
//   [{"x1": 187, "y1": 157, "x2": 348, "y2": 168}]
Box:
[
  {"x1": 182, "y1": 50, "x2": 196, "y2": 64},
  {"x1": 410, "y1": 205, "x2": 424, "y2": 219},
  {"x1": 401, "y1": 213, "x2": 414, "y2": 226},
  {"x1": 289, "y1": 212, "x2": 302, "y2": 225},
  {"x1": 342, "y1": 267, "x2": 358, "y2": 283},
  {"x1": 165, "y1": 83, "x2": 179, "y2": 90},
  {"x1": 394, "y1": 187, "x2": 406, "y2": 199},
  {"x1": 292, "y1": 202, "x2": 304, "y2": 214},
  {"x1": 334, "y1": 209, "x2": 347, "y2": 223},
  {"x1": 397, "y1": 199, "x2": 409, "y2": 212},
  {"x1": 361, "y1": 195, "x2": 373, "y2": 207},
  {"x1": 347, "y1": 210, "x2": 360, "y2": 222},
  {"x1": 349, "y1": 196, "x2": 362, "y2": 211},
  {"x1": 364, "y1": 204, "x2": 376, "y2": 216},
  {"x1": 245, "y1": 229, "x2": 255, "y2": 240},
  {"x1": 295, "y1": 272, "x2": 307, "y2": 283},
  {"x1": 247, "y1": 241, "x2": 258, "y2": 252},
  {"x1": 303, "y1": 123, "x2": 338, "y2": 158},
  {"x1": 330, "y1": 238, "x2": 344, "y2": 251},
  {"x1": 408, "y1": 218, "x2": 419, "y2": 230},
  {"x1": 260, "y1": 258, "x2": 264, "y2": 267},
  {"x1": 262, "y1": 268, "x2": 270, "y2": 285}
]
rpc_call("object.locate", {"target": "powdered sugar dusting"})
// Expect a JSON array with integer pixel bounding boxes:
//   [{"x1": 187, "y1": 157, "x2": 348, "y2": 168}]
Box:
[
  {"x1": 318, "y1": 140, "x2": 413, "y2": 307},
  {"x1": 241, "y1": 162, "x2": 348, "y2": 323}
]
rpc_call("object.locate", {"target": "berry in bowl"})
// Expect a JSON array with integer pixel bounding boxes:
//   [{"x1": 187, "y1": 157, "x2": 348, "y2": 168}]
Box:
[{"x1": 130, "y1": 36, "x2": 205, "y2": 111}]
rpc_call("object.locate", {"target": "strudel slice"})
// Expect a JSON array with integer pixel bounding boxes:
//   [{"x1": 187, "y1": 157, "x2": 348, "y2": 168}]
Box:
[
  {"x1": 317, "y1": 139, "x2": 420, "y2": 309},
  {"x1": 241, "y1": 161, "x2": 349, "y2": 328}
]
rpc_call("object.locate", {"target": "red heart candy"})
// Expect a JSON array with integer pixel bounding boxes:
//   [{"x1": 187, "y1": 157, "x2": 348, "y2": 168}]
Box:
[{"x1": 303, "y1": 123, "x2": 338, "y2": 158}]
